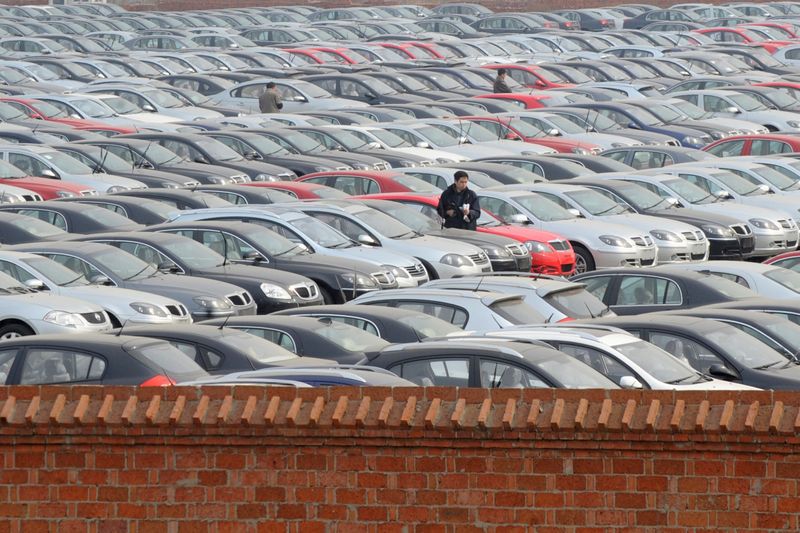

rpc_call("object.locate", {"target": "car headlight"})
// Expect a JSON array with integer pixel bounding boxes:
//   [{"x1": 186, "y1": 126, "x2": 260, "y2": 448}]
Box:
[
  {"x1": 314, "y1": 166, "x2": 334, "y2": 172},
  {"x1": 650, "y1": 229, "x2": 682, "y2": 242},
  {"x1": 353, "y1": 163, "x2": 372, "y2": 170},
  {"x1": 193, "y1": 296, "x2": 232, "y2": 310},
  {"x1": 129, "y1": 302, "x2": 168, "y2": 317},
  {"x1": 701, "y1": 225, "x2": 735, "y2": 238},
  {"x1": 440, "y1": 253, "x2": 471, "y2": 267},
  {"x1": 599, "y1": 235, "x2": 632, "y2": 248},
  {"x1": 206, "y1": 176, "x2": 231, "y2": 184},
  {"x1": 340, "y1": 273, "x2": 378, "y2": 288},
  {"x1": 710, "y1": 131, "x2": 727, "y2": 140},
  {"x1": 571, "y1": 147, "x2": 591, "y2": 155},
  {"x1": 525, "y1": 240, "x2": 554, "y2": 253},
  {"x1": 55, "y1": 190, "x2": 77, "y2": 198},
  {"x1": 0, "y1": 195, "x2": 20, "y2": 203},
  {"x1": 43, "y1": 310, "x2": 84, "y2": 328},
  {"x1": 435, "y1": 157, "x2": 456, "y2": 164},
  {"x1": 106, "y1": 186, "x2": 129, "y2": 193},
  {"x1": 161, "y1": 182, "x2": 181, "y2": 189},
  {"x1": 254, "y1": 173, "x2": 280, "y2": 182},
  {"x1": 610, "y1": 142, "x2": 629, "y2": 148},
  {"x1": 382, "y1": 264, "x2": 410, "y2": 279},
  {"x1": 749, "y1": 218, "x2": 779, "y2": 230},
  {"x1": 483, "y1": 246, "x2": 511, "y2": 259},
  {"x1": 260, "y1": 282, "x2": 293, "y2": 300},
  {"x1": 787, "y1": 121, "x2": 800, "y2": 128},
  {"x1": 682, "y1": 136, "x2": 704, "y2": 146}
]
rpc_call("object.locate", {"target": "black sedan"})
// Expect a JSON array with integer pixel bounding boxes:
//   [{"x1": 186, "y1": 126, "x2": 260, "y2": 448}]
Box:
[
  {"x1": 623, "y1": 9, "x2": 699, "y2": 29},
  {"x1": 110, "y1": 189, "x2": 233, "y2": 211},
  {"x1": 70, "y1": 231, "x2": 324, "y2": 314},
  {"x1": 472, "y1": 157, "x2": 591, "y2": 182},
  {"x1": 362, "y1": 338, "x2": 618, "y2": 388},
  {"x1": 0, "y1": 202, "x2": 142, "y2": 234},
  {"x1": 600, "y1": 146, "x2": 714, "y2": 169},
  {"x1": 200, "y1": 315, "x2": 390, "y2": 364},
  {"x1": 121, "y1": 324, "x2": 331, "y2": 374},
  {"x1": 119, "y1": 133, "x2": 297, "y2": 183},
  {"x1": 572, "y1": 267, "x2": 758, "y2": 315},
  {"x1": 55, "y1": 195, "x2": 180, "y2": 226},
  {"x1": 0, "y1": 333, "x2": 207, "y2": 386},
  {"x1": 273, "y1": 304, "x2": 462, "y2": 343},
  {"x1": 146, "y1": 220, "x2": 397, "y2": 302},
  {"x1": 710, "y1": 298, "x2": 800, "y2": 327},
  {"x1": 301, "y1": 73, "x2": 430, "y2": 105},
  {"x1": 192, "y1": 185, "x2": 295, "y2": 206},
  {"x1": 76, "y1": 138, "x2": 255, "y2": 185},
  {"x1": 579, "y1": 314, "x2": 800, "y2": 389},
  {"x1": 0, "y1": 212, "x2": 70, "y2": 244},
  {"x1": 564, "y1": 177, "x2": 756, "y2": 259}
]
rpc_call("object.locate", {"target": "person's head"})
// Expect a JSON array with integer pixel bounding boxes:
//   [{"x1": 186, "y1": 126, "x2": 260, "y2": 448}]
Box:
[
  {"x1": 266, "y1": 81, "x2": 277, "y2": 91},
  {"x1": 454, "y1": 170, "x2": 469, "y2": 192},
  {"x1": 497, "y1": 68, "x2": 507, "y2": 78}
]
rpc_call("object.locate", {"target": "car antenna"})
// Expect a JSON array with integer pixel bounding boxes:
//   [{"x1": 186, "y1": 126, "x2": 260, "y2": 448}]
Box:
[
  {"x1": 546, "y1": 312, "x2": 555, "y2": 324},
  {"x1": 115, "y1": 319, "x2": 129, "y2": 336},
  {"x1": 217, "y1": 313, "x2": 231, "y2": 330},
  {"x1": 584, "y1": 302, "x2": 596, "y2": 319},
  {"x1": 473, "y1": 273, "x2": 485, "y2": 293}
]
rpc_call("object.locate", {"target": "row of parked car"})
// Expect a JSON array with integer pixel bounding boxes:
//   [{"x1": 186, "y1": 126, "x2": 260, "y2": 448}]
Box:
[{"x1": 2, "y1": 2, "x2": 800, "y2": 389}]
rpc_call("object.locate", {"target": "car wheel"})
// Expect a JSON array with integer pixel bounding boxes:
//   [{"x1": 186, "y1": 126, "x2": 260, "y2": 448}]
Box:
[
  {"x1": 573, "y1": 245, "x2": 595, "y2": 274},
  {"x1": 0, "y1": 323, "x2": 34, "y2": 340}
]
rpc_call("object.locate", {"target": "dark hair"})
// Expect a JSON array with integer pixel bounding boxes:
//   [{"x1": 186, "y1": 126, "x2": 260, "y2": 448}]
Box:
[
  {"x1": 454, "y1": 170, "x2": 469, "y2": 181},
  {"x1": 497, "y1": 68, "x2": 507, "y2": 76},
  {"x1": 266, "y1": 82, "x2": 276, "y2": 89}
]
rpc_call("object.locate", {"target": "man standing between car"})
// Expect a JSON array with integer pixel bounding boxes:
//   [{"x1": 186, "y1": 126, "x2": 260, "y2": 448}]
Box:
[
  {"x1": 437, "y1": 170, "x2": 480, "y2": 230},
  {"x1": 259, "y1": 82, "x2": 283, "y2": 113},
  {"x1": 493, "y1": 68, "x2": 511, "y2": 94}
]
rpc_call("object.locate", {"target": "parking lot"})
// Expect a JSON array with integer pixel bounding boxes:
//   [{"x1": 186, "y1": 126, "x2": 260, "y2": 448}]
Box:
[{"x1": 0, "y1": 1, "x2": 798, "y2": 391}]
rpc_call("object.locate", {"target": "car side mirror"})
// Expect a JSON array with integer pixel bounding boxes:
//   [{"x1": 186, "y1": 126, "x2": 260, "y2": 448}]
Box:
[
  {"x1": 41, "y1": 168, "x2": 59, "y2": 179},
  {"x1": 548, "y1": 128, "x2": 561, "y2": 137},
  {"x1": 459, "y1": 136, "x2": 470, "y2": 144},
  {"x1": 157, "y1": 260, "x2": 179, "y2": 273},
  {"x1": 567, "y1": 208, "x2": 583, "y2": 218},
  {"x1": 293, "y1": 95, "x2": 308, "y2": 102},
  {"x1": 758, "y1": 184, "x2": 771, "y2": 193},
  {"x1": 619, "y1": 375, "x2": 643, "y2": 389},
  {"x1": 507, "y1": 213, "x2": 530, "y2": 225},
  {"x1": 627, "y1": 122, "x2": 640, "y2": 129},
  {"x1": 244, "y1": 151, "x2": 263, "y2": 161},
  {"x1": 714, "y1": 190, "x2": 731, "y2": 199},
  {"x1": 666, "y1": 197, "x2": 680, "y2": 206},
  {"x1": 243, "y1": 250, "x2": 265, "y2": 262},
  {"x1": 142, "y1": 103, "x2": 156, "y2": 112},
  {"x1": 368, "y1": 141, "x2": 382, "y2": 149},
  {"x1": 725, "y1": 106, "x2": 740, "y2": 114},
  {"x1": 24, "y1": 278, "x2": 46, "y2": 291},
  {"x1": 415, "y1": 141, "x2": 431, "y2": 149},
  {"x1": 90, "y1": 275, "x2": 113, "y2": 286},
  {"x1": 708, "y1": 363, "x2": 738, "y2": 381},
  {"x1": 357, "y1": 234, "x2": 378, "y2": 246},
  {"x1": 364, "y1": 93, "x2": 376, "y2": 100},
  {"x1": 193, "y1": 156, "x2": 210, "y2": 164}
]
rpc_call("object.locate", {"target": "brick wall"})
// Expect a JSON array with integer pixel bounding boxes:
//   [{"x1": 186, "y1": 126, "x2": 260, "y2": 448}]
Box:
[{"x1": 0, "y1": 386, "x2": 799, "y2": 531}]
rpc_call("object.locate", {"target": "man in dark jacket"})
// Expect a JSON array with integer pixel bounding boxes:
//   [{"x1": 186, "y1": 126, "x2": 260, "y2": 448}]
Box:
[
  {"x1": 259, "y1": 82, "x2": 283, "y2": 113},
  {"x1": 437, "y1": 171, "x2": 480, "y2": 230},
  {"x1": 493, "y1": 68, "x2": 511, "y2": 94}
]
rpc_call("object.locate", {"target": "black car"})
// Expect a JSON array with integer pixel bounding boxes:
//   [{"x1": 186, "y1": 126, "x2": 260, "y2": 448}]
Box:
[
  {"x1": 121, "y1": 324, "x2": 331, "y2": 374},
  {"x1": 119, "y1": 133, "x2": 297, "y2": 183},
  {"x1": 471, "y1": 13, "x2": 548, "y2": 34},
  {"x1": 191, "y1": 185, "x2": 295, "y2": 206},
  {"x1": 299, "y1": 111, "x2": 375, "y2": 125},
  {"x1": 54, "y1": 195, "x2": 179, "y2": 226},
  {"x1": 110, "y1": 189, "x2": 233, "y2": 211},
  {"x1": 198, "y1": 130, "x2": 353, "y2": 176},
  {"x1": 273, "y1": 304, "x2": 462, "y2": 342},
  {"x1": 0, "y1": 126, "x2": 65, "y2": 145},
  {"x1": 0, "y1": 202, "x2": 142, "y2": 234},
  {"x1": 362, "y1": 338, "x2": 618, "y2": 388},
  {"x1": 473, "y1": 156, "x2": 592, "y2": 181},
  {"x1": 403, "y1": 69, "x2": 484, "y2": 97},
  {"x1": 53, "y1": 143, "x2": 200, "y2": 189},
  {"x1": 572, "y1": 267, "x2": 757, "y2": 315},
  {"x1": 545, "y1": 106, "x2": 676, "y2": 146},
  {"x1": 0, "y1": 212, "x2": 70, "y2": 244},
  {"x1": 147, "y1": 220, "x2": 398, "y2": 302},
  {"x1": 301, "y1": 73, "x2": 430, "y2": 105},
  {"x1": 564, "y1": 177, "x2": 756, "y2": 259},
  {"x1": 158, "y1": 85, "x2": 244, "y2": 117},
  {"x1": 356, "y1": 71, "x2": 458, "y2": 101},
  {"x1": 199, "y1": 315, "x2": 390, "y2": 364},
  {"x1": 356, "y1": 198, "x2": 532, "y2": 272},
  {"x1": 71, "y1": 231, "x2": 324, "y2": 313},
  {"x1": 579, "y1": 314, "x2": 800, "y2": 389},
  {"x1": 0, "y1": 333, "x2": 207, "y2": 386},
  {"x1": 76, "y1": 138, "x2": 254, "y2": 185},
  {"x1": 158, "y1": 73, "x2": 234, "y2": 99},
  {"x1": 25, "y1": 57, "x2": 99, "y2": 83},
  {"x1": 623, "y1": 9, "x2": 699, "y2": 29},
  {"x1": 710, "y1": 297, "x2": 800, "y2": 327},
  {"x1": 600, "y1": 146, "x2": 714, "y2": 169}
]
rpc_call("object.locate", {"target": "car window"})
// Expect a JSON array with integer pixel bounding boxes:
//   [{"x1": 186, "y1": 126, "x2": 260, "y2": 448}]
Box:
[
  {"x1": 318, "y1": 316, "x2": 379, "y2": 337},
  {"x1": 648, "y1": 332, "x2": 733, "y2": 375},
  {"x1": 479, "y1": 359, "x2": 547, "y2": 388},
  {"x1": 44, "y1": 254, "x2": 105, "y2": 282},
  {"x1": 15, "y1": 209, "x2": 67, "y2": 231},
  {"x1": 114, "y1": 242, "x2": 172, "y2": 269},
  {"x1": 0, "y1": 260, "x2": 37, "y2": 285},
  {"x1": 0, "y1": 349, "x2": 17, "y2": 384},
  {"x1": 617, "y1": 276, "x2": 681, "y2": 306},
  {"x1": 390, "y1": 357, "x2": 470, "y2": 386},
  {"x1": 240, "y1": 327, "x2": 297, "y2": 353},
  {"x1": 580, "y1": 276, "x2": 613, "y2": 301},
  {"x1": 20, "y1": 349, "x2": 105, "y2": 384},
  {"x1": 392, "y1": 301, "x2": 468, "y2": 328},
  {"x1": 702, "y1": 271, "x2": 750, "y2": 288},
  {"x1": 707, "y1": 140, "x2": 745, "y2": 157},
  {"x1": 557, "y1": 343, "x2": 634, "y2": 385}
]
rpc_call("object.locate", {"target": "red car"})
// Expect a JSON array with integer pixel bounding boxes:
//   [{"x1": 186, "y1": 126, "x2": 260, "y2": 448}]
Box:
[
  {"x1": 374, "y1": 42, "x2": 443, "y2": 60},
  {"x1": 740, "y1": 22, "x2": 799, "y2": 39},
  {"x1": 693, "y1": 27, "x2": 792, "y2": 53},
  {"x1": 296, "y1": 171, "x2": 440, "y2": 195},
  {"x1": 763, "y1": 250, "x2": 800, "y2": 270},
  {"x1": 359, "y1": 192, "x2": 577, "y2": 275},
  {"x1": 0, "y1": 159, "x2": 94, "y2": 199},
  {"x1": 242, "y1": 181, "x2": 349, "y2": 200},
  {"x1": 703, "y1": 134, "x2": 800, "y2": 156},
  {"x1": 0, "y1": 97, "x2": 135, "y2": 134},
  {"x1": 475, "y1": 93, "x2": 555, "y2": 109},
  {"x1": 461, "y1": 116, "x2": 601, "y2": 155},
  {"x1": 482, "y1": 64, "x2": 574, "y2": 90}
]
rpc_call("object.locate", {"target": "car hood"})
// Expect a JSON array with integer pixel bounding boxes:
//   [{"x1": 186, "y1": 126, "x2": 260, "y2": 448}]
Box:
[
  {"x1": 393, "y1": 146, "x2": 468, "y2": 162},
  {"x1": 123, "y1": 273, "x2": 244, "y2": 298},
  {"x1": 58, "y1": 284, "x2": 182, "y2": 308},
  {"x1": 694, "y1": 201, "x2": 794, "y2": 221},
  {"x1": 196, "y1": 263, "x2": 312, "y2": 285},
  {"x1": 429, "y1": 227, "x2": 515, "y2": 247},
  {"x1": 597, "y1": 213, "x2": 699, "y2": 233},
  {"x1": 62, "y1": 172, "x2": 147, "y2": 191},
  {"x1": 317, "y1": 244, "x2": 420, "y2": 267},
  {"x1": 161, "y1": 161, "x2": 243, "y2": 178},
  {"x1": 538, "y1": 217, "x2": 651, "y2": 240},
  {"x1": 740, "y1": 110, "x2": 800, "y2": 123},
  {"x1": 0, "y1": 291, "x2": 105, "y2": 314},
  {"x1": 646, "y1": 207, "x2": 742, "y2": 228},
  {"x1": 277, "y1": 253, "x2": 389, "y2": 275},
  {"x1": 670, "y1": 378, "x2": 758, "y2": 390}
]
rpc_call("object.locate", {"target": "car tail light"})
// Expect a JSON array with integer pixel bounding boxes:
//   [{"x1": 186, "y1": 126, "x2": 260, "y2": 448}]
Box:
[
  {"x1": 544, "y1": 22, "x2": 556, "y2": 28},
  {"x1": 565, "y1": 22, "x2": 574, "y2": 27},
  {"x1": 600, "y1": 19, "x2": 610, "y2": 25},
  {"x1": 140, "y1": 375, "x2": 175, "y2": 387},
  {"x1": 557, "y1": 317, "x2": 575, "y2": 322}
]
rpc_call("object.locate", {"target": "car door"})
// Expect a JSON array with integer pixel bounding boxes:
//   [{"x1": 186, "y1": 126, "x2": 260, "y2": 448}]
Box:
[
  {"x1": 609, "y1": 274, "x2": 683, "y2": 314},
  {"x1": 478, "y1": 357, "x2": 551, "y2": 388},
  {"x1": 643, "y1": 330, "x2": 740, "y2": 378},
  {"x1": 388, "y1": 356, "x2": 472, "y2": 386}
]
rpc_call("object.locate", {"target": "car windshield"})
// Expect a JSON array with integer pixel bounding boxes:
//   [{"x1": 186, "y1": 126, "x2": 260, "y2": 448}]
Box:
[
  {"x1": 69, "y1": 98, "x2": 116, "y2": 119},
  {"x1": 489, "y1": 298, "x2": 547, "y2": 324},
  {"x1": 276, "y1": 131, "x2": 322, "y2": 153},
  {"x1": 757, "y1": 314, "x2": 800, "y2": 350},
  {"x1": 142, "y1": 89, "x2": 184, "y2": 109},
  {"x1": 703, "y1": 323, "x2": 788, "y2": 369},
  {"x1": 81, "y1": 206, "x2": 136, "y2": 228},
  {"x1": 397, "y1": 313, "x2": 461, "y2": 339},
  {"x1": 612, "y1": 337, "x2": 700, "y2": 384},
  {"x1": 535, "y1": 115, "x2": 585, "y2": 134},
  {"x1": 667, "y1": 99, "x2": 710, "y2": 120},
  {"x1": 728, "y1": 93, "x2": 766, "y2": 112},
  {"x1": 535, "y1": 348, "x2": 619, "y2": 388},
  {"x1": 662, "y1": 178, "x2": 716, "y2": 204},
  {"x1": 292, "y1": 80, "x2": 331, "y2": 99},
  {"x1": 128, "y1": 340, "x2": 206, "y2": 381},
  {"x1": 238, "y1": 225, "x2": 303, "y2": 257},
  {"x1": 25, "y1": 64, "x2": 59, "y2": 81},
  {"x1": 99, "y1": 95, "x2": 141, "y2": 115},
  {"x1": 564, "y1": 189, "x2": 631, "y2": 216},
  {"x1": 515, "y1": 193, "x2": 577, "y2": 221},
  {"x1": 543, "y1": 287, "x2": 613, "y2": 319},
  {"x1": 8, "y1": 217, "x2": 66, "y2": 238},
  {"x1": 415, "y1": 125, "x2": 460, "y2": 147},
  {"x1": 315, "y1": 321, "x2": 390, "y2": 352},
  {"x1": 367, "y1": 128, "x2": 408, "y2": 148},
  {"x1": 289, "y1": 215, "x2": 353, "y2": 248},
  {"x1": 221, "y1": 330, "x2": 298, "y2": 362},
  {"x1": 31, "y1": 100, "x2": 68, "y2": 119},
  {"x1": 94, "y1": 247, "x2": 157, "y2": 280},
  {"x1": 711, "y1": 169, "x2": 766, "y2": 196},
  {"x1": 159, "y1": 237, "x2": 226, "y2": 268},
  {"x1": 609, "y1": 182, "x2": 669, "y2": 211},
  {"x1": 766, "y1": 162, "x2": 800, "y2": 189},
  {"x1": 194, "y1": 138, "x2": 244, "y2": 162},
  {"x1": 641, "y1": 103, "x2": 682, "y2": 123},
  {"x1": 229, "y1": 135, "x2": 285, "y2": 156},
  {"x1": 555, "y1": 110, "x2": 620, "y2": 131},
  {"x1": 350, "y1": 207, "x2": 417, "y2": 239},
  {"x1": 393, "y1": 175, "x2": 441, "y2": 193},
  {"x1": 322, "y1": 129, "x2": 370, "y2": 150},
  {"x1": 742, "y1": 165, "x2": 796, "y2": 191},
  {"x1": 38, "y1": 151, "x2": 94, "y2": 174},
  {"x1": 135, "y1": 143, "x2": 187, "y2": 165},
  {"x1": 371, "y1": 202, "x2": 439, "y2": 233},
  {"x1": 763, "y1": 268, "x2": 800, "y2": 294},
  {"x1": 21, "y1": 256, "x2": 90, "y2": 286}
]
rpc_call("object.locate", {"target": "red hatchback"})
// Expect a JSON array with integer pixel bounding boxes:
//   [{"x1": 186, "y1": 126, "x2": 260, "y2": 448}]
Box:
[
  {"x1": 359, "y1": 192, "x2": 577, "y2": 276},
  {"x1": 703, "y1": 134, "x2": 800, "y2": 157},
  {"x1": 0, "y1": 159, "x2": 93, "y2": 199},
  {"x1": 242, "y1": 181, "x2": 349, "y2": 200},
  {"x1": 296, "y1": 171, "x2": 441, "y2": 195}
]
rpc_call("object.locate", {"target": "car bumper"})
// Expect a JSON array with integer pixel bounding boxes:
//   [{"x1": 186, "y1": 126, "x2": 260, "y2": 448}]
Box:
[
  {"x1": 594, "y1": 246, "x2": 658, "y2": 269},
  {"x1": 435, "y1": 263, "x2": 492, "y2": 278},
  {"x1": 531, "y1": 250, "x2": 575, "y2": 276},
  {"x1": 656, "y1": 241, "x2": 709, "y2": 264},
  {"x1": 31, "y1": 320, "x2": 112, "y2": 335},
  {"x1": 489, "y1": 257, "x2": 523, "y2": 272},
  {"x1": 708, "y1": 237, "x2": 754, "y2": 260},
  {"x1": 751, "y1": 228, "x2": 799, "y2": 257}
]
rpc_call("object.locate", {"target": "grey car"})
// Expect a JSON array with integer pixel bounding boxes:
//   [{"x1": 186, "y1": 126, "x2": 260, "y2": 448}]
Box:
[
  {"x1": 0, "y1": 251, "x2": 192, "y2": 326},
  {"x1": 9, "y1": 242, "x2": 256, "y2": 321}
]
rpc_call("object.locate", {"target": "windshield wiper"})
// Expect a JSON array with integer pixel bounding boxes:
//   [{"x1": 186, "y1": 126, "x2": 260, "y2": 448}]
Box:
[
  {"x1": 667, "y1": 374, "x2": 699, "y2": 384},
  {"x1": 61, "y1": 273, "x2": 86, "y2": 286},
  {"x1": 124, "y1": 264, "x2": 152, "y2": 281},
  {"x1": 273, "y1": 246, "x2": 299, "y2": 257},
  {"x1": 754, "y1": 361, "x2": 783, "y2": 370},
  {"x1": 594, "y1": 204, "x2": 620, "y2": 215}
]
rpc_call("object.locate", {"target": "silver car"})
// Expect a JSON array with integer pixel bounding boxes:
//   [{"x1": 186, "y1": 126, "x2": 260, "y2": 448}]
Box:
[
  {"x1": 219, "y1": 78, "x2": 369, "y2": 113},
  {"x1": 671, "y1": 89, "x2": 800, "y2": 132},
  {"x1": 167, "y1": 206, "x2": 429, "y2": 288},
  {"x1": 81, "y1": 85, "x2": 223, "y2": 121},
  {"x1": 477, "y1": 189, "x2": 658, "y2": 273},
  {"x1": 0, "y1": 251, "x2": 192, "y2": 326},
  {"x1": 508, "y1": 183, "x2": 709, "y2": 264},
  {"x1": 0, "y1": 271, "x2": 112, "y2": 339}
]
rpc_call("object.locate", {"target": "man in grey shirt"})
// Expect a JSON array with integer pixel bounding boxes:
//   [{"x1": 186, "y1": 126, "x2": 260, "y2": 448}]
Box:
[{"x1": 259, "y1": 82, "x2": 283, "y2": 113}]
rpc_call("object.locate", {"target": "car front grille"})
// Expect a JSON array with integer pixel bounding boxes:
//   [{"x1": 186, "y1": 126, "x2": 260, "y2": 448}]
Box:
[
  {"x1": 666, "y1": 140, "x2": 680, "y2": 146},
  {"x1": 371, "y1": 272, "x2": 393, "y2": 286},
  {"x1": 291, "y1": 283, "x2": 319, "y2": 300},
  {"x1": 506, "y1": 244, "x2": 528, "y2": 257},
  {"x1": 374, "y1": 162, "x2": 391, "y2": 170},
  {"x1": 405, "y1": 263, "x2": 427, "y2": 277},
  {"x1": 549, "y1": 240, "x2": 571, "y2": 251},
  {"x1": 231, "y1": 175, "x2": 250, "y2": 184},
  {"x1": 335, "y1": 166, "x2": 351, "y2": 171},
  {"x1": 22, "y1": 194, "x2": 43, "y2": 202},
  {"x1": 419, "y1": 160, "x2": 434, "y2": 167},
  {"x1": 469, "y1": 252, "x2": 489, "y2": 265},
  {"x1": 630, "y1": 236, "x2": 653, "y2": 247},
  {"x1": 82, "y1": 190, "x2": 99, "y2": 196},
  {"x1": 682, "y1": 231, "x2": 706, "y2": 242},
  {"x1": 561, "y1": 263, "x2": 573, "y2": 273},
  {"x1": 166, "y1": 305, "x2": 189, "y2": 317},
  {"x1": 81, "y1": 311, "x2": 107, "y2": 324},
  {"x1": 779, "y1": 219, "x2": 793, "y2": 229},
  {"x1": 226, "y1": 292, "x2": 252, "y2": 306},
  {"x1": 731, "y1": 224, "x2": 752, "y2": 236}
]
